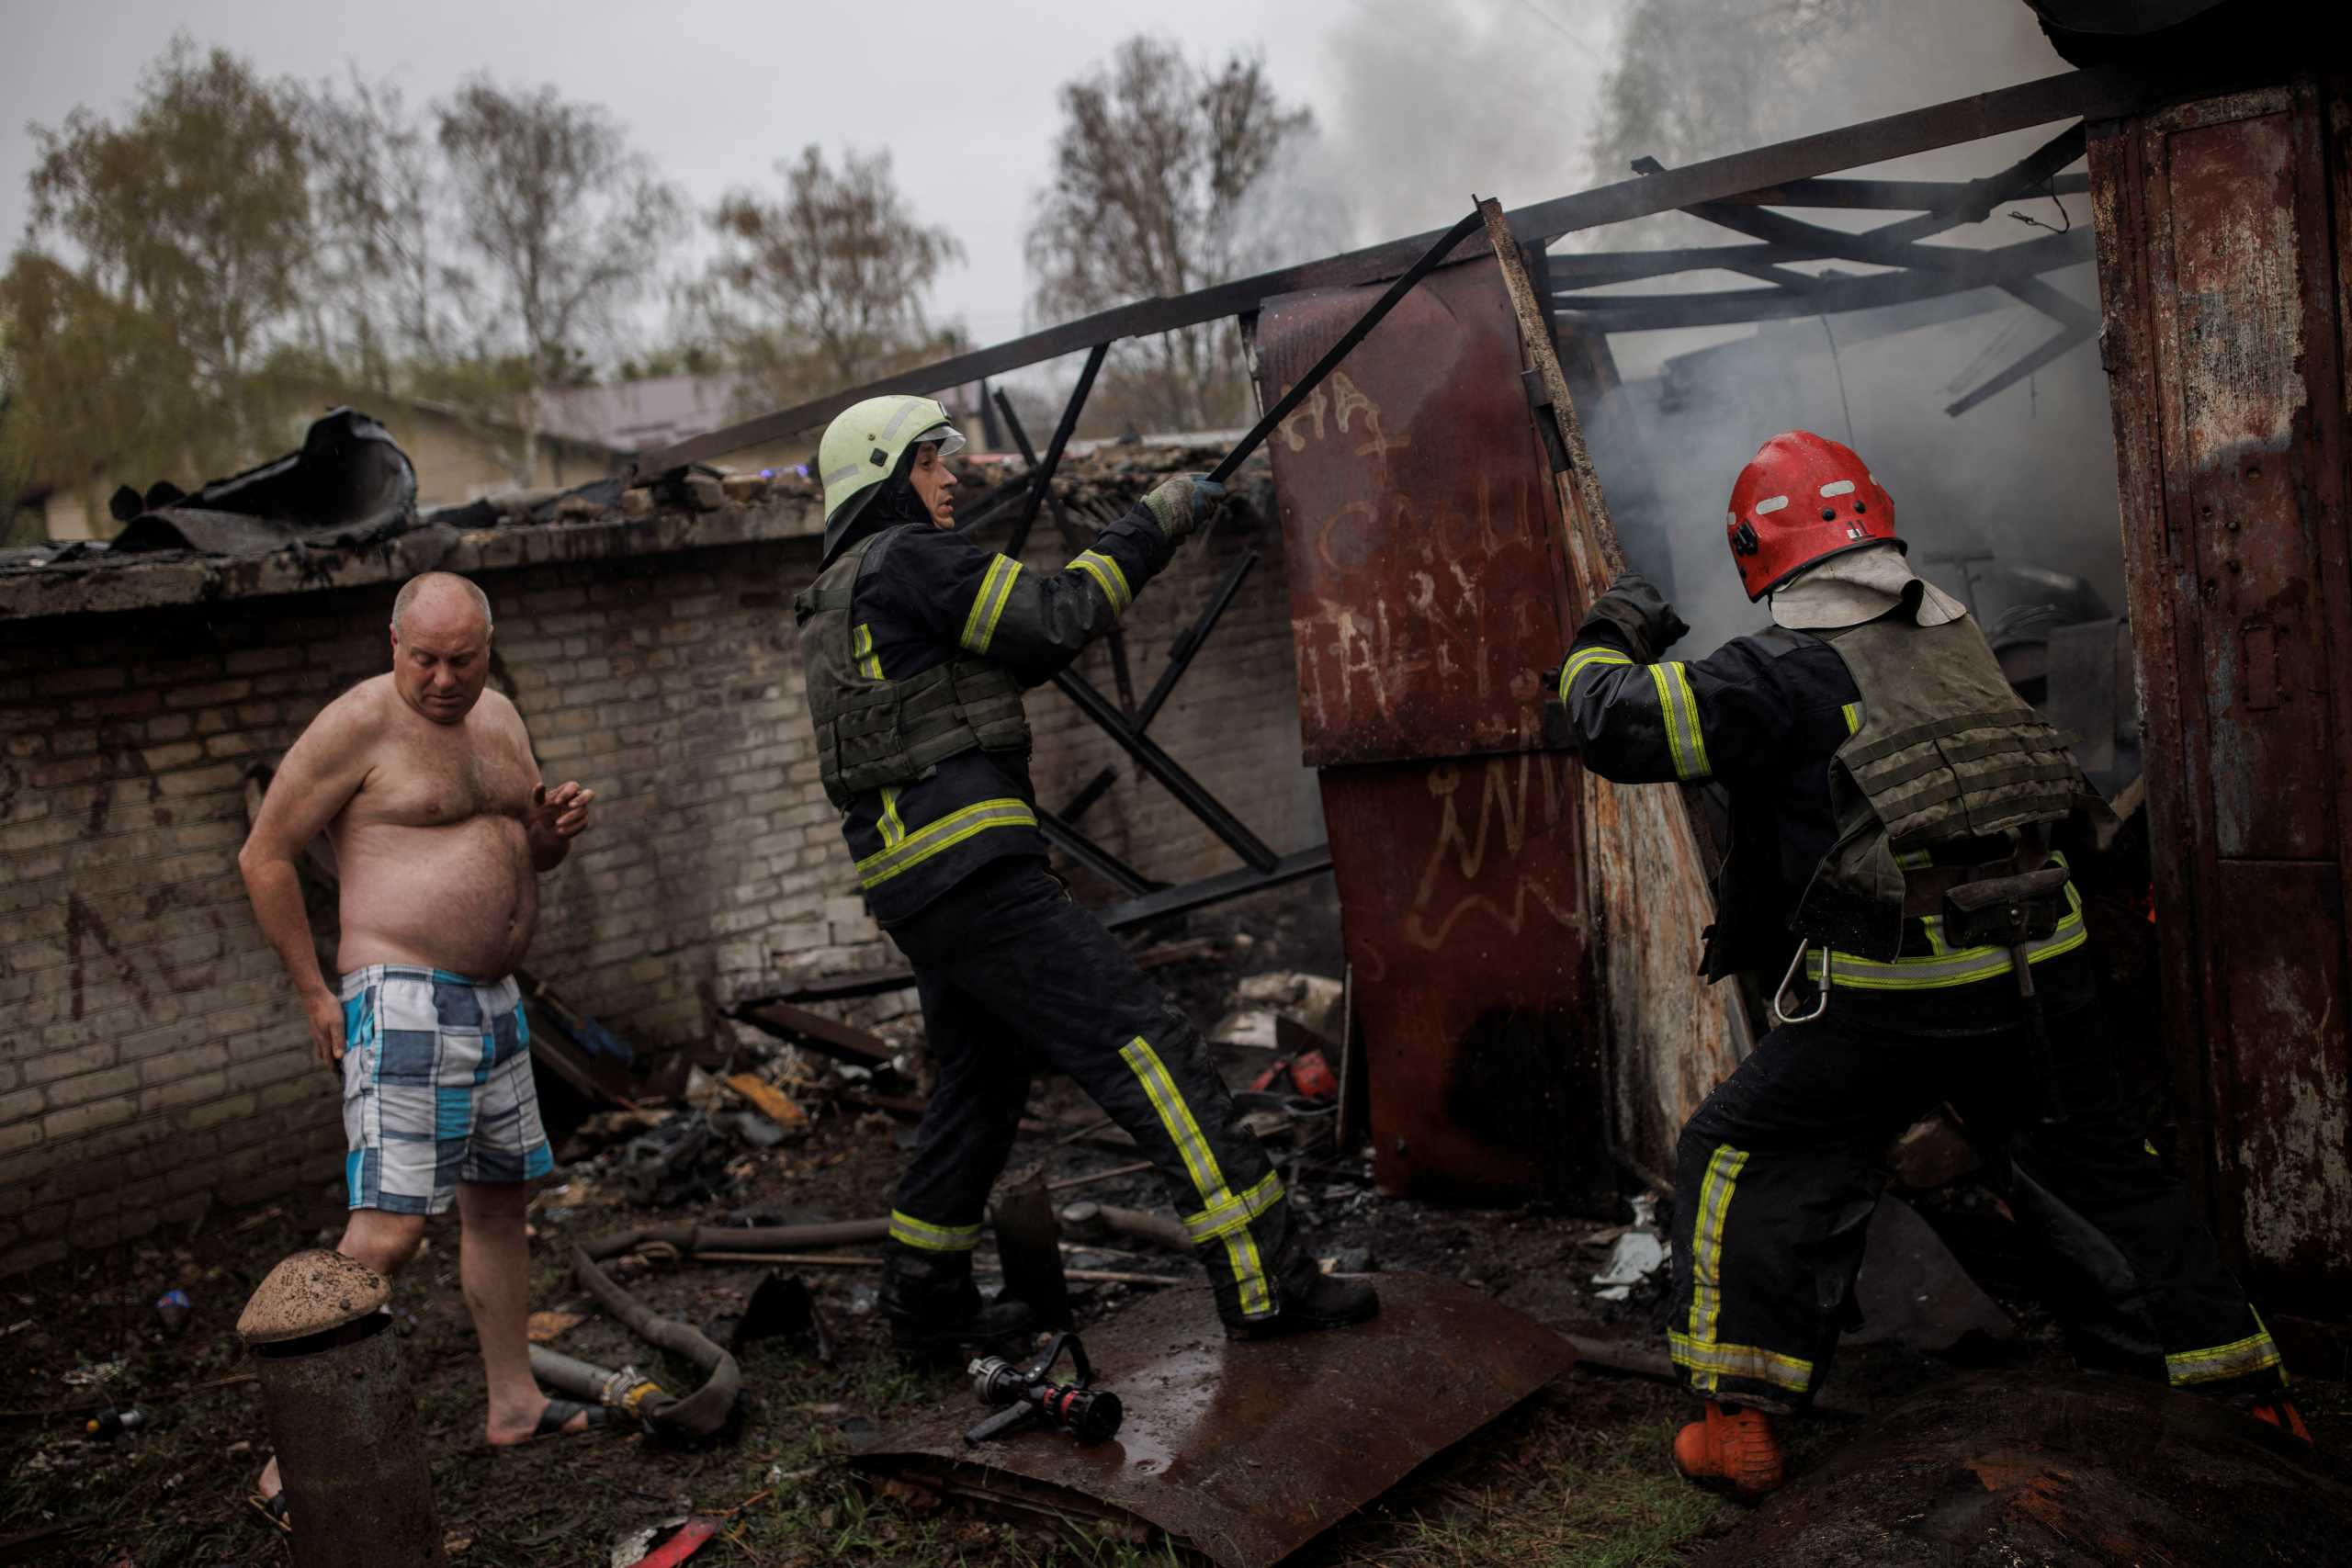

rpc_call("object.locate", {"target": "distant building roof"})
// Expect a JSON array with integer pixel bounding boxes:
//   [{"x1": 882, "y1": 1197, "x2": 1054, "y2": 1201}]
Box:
[
  {"x1": 530, "y1": 374, "x2": 765, "y2": 455},
  {"x1": 531, "y1": 374, "x2": 991, "y2": 460}
]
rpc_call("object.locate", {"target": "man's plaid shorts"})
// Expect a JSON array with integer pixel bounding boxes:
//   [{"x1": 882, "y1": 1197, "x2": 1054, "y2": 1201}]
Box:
[{"x1": 339, "y1": 964, "x2": 555, "y2": 1214}]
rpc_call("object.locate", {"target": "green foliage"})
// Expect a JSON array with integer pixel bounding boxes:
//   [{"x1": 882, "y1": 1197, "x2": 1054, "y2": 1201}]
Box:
[
  {"x1": 1, "y1": 41, "x2": 697, "y2": 516},
  {"x1": 8, "y1": 37, "x2": 321, "y2": 506}
]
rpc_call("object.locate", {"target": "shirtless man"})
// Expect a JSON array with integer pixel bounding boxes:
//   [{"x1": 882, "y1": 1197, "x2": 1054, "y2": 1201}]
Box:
[{"x1": 238, "y1": 571, "x2": 599, "y2": 1517}]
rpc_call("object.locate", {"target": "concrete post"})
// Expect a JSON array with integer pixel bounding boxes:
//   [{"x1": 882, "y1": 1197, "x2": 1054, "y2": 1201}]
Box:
[{"x1": 239, "y1": 1249, "x2": 447, "y2": 1568}]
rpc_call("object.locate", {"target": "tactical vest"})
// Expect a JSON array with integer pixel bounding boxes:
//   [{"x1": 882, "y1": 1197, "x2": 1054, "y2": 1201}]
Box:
[
  {"x1": 1792, "y1": 610, "x2": 2097, "y2": 961},
  {"x1": 793, "y1": 528, "x2": 1032, "y2": 812}
]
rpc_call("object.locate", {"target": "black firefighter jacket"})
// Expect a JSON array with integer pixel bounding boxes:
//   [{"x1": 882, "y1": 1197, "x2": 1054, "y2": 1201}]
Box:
[{"x1": 828, "y1": 504, "x2": 1178, "y2": 926}]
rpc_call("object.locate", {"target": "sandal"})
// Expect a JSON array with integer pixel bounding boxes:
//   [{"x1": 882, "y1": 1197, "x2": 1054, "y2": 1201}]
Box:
[
  {"x1": 247, "y1": 1485, "x2": 291, "y2": 1534},
  {"x1": 515, "y1": 1397, "x2": 610, "y2": 1444}
]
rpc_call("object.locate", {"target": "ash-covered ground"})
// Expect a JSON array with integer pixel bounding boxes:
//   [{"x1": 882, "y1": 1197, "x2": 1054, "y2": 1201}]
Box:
[{"x1": 4, "y1": 886, "x2": 2342, "y2": 1566}]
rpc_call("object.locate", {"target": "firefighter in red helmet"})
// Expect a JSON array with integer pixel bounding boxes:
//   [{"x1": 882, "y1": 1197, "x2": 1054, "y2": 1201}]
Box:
[{"x1": 1556, "y1": 431, "x2": 2306, "y2": 1497}]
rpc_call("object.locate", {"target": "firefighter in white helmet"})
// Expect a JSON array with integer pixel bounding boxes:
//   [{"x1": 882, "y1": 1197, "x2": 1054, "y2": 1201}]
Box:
[{"x1": 794, "y1": 393, "x2": 1378, "y2": 1356}]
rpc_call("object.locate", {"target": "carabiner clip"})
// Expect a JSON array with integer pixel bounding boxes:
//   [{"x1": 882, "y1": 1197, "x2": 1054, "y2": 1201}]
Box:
[{"x1": 1771, "y1": 940, "x2": 1830, "y2": 1026}]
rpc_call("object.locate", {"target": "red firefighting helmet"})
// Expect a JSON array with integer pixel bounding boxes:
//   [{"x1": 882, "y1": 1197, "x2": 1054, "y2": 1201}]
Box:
[{"x1": 1724, "y1": 431, "x2": 1901, "y2": 601}]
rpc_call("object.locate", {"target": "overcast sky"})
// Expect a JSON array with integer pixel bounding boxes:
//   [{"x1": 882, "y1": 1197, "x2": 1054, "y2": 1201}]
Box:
[{"x1": 0, "y1": 0, "x2": 1628, "y2": 354}]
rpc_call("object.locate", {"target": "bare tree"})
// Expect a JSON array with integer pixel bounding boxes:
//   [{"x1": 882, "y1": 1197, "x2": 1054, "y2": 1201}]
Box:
[
  {"x1": 18, "y1": 37, "x2": 316, "y2": 473},
  {"x1": 306, "y1": 73, "x2": 474, "y2": 389},
  {"x1": 1026, "y1": 37, "x2": 1309, "y2": 431},
  {"x1": 436, "y1": 78, "x2": 681, "y2": 483},
  {"x1": 1589, "y1": 0, "x2": 1868, "y2": 190},
  {"x1": 699, "y1": 145, "x2": 965, "y2": 398}
]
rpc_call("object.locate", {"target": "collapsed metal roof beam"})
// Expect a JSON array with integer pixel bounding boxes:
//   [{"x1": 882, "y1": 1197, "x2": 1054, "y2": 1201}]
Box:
[
  {"x1": 1713, "y1": 171, "x2": 2090, "y2": 209},
  {"x1": 1553, "y1": 243, "x2": 1860, "y2": 288},
  {"x1": 1626, "y1": 129, "x2": 2099, "y2": 335},
  {"x1": 1944, "y1": 317, "x2": 2098, "y2": 415},
  {"x1": 1627, "y1": 123, "x2": 2086, "y2": 274},
  {"x1": 634, "y1": 63, "x2": 2206, "y2": 474},
  {"x1": 1554, "y1": 230, "x2": 2093, "y2": 330}
]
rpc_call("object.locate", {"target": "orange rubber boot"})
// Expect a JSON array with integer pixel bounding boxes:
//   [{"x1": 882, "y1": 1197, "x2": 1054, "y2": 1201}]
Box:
[
  {"x1": 2251, "y1": 1398, "x2": 2314, "y2": 1444},
  {"x1": 1672, "y1": 1401, "x2": 1786, "y2": 1497}
]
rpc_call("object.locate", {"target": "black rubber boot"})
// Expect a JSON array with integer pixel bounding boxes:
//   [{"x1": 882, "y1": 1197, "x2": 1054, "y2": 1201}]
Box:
[
  {"x1": 889, "y1": 1296, "x2": 1036, "y2": 1363},
  {"x1": 882, "y1": 1244, "x2": 1036, "y2": 1363},
  {"x1": 1223, "y1": 1252, "x2": 1380, "y2": 1340}
]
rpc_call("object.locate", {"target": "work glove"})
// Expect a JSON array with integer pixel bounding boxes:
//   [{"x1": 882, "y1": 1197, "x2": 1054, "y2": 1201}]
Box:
[
  {"x1": 1579, "y1": 572, "x2": 1689, "y2": 661},
  {"x1": 1141, "y1": 473, "x2": 1226, "y2": 543}
]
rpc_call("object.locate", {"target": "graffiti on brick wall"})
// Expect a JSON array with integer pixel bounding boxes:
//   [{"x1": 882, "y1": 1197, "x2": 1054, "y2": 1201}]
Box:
[
  {"x1": 65, "y1": 895, "x2": 153, "y2": 1020},
  {"x1": 85, "y1": 725, "x2": 162, "y2": 834}
]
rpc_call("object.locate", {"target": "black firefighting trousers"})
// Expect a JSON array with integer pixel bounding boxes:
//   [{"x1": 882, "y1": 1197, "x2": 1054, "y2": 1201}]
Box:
[
  {"x1": 1669, "y1": 998, "x2": 2285, "y2": 1411},
  {"x1": 879, "y1": 859, "x2": 1301, "y2": 1329}
]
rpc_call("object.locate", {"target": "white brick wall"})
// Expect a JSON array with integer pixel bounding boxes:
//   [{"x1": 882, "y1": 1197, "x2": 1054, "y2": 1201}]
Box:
[{"x1": 0, "y1": 519, "x2": 1320, "y2": 1270}]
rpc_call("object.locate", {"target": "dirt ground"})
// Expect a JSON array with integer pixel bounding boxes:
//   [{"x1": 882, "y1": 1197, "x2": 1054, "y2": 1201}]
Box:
[{"x1": 5, "y1": 893, "x2": 2345, "y2": 1567}]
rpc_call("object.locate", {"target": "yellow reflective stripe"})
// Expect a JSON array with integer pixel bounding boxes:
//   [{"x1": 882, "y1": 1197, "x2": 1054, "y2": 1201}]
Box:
[
  {"x1": 1810, "y1": 880, "x2": 2086, "y2": 990},
  {"x1": 855, "y1": 797, "x2": 1036, "y2": 889},
  {"x1": 1183, "y1": 1169, "x2": 1285, "y2": 1244},
  {"x1": 1922, "y1": 914, "x2": 1951, "y2": 956},
  {"x1": 1841, "y1": 701, "x2": 1862, "y2": 735},
  {"x1": 1119, "y1": 1036, "x2": 1227, "y2": 1201},
  {"x1": 1668, "y1": 1330, "x2": 1815, "y2": 1393},
  {"x1": 1223, "y1": 1230, "x2": 1271, "y2": 1318},
  {"x1": 1069, "y1": 549, "x2": 1132, "y2": 614},
  {"x1": 854, "y1": 623, "x2": 884, "y2": 680},
  {"x1": 1561, "y1": 646, "x2": 1634, "y2": 700},
  {"x1": 888, "y1": 1210, "x2": 981, "y2": 1252},
  {"x1": 2165, "y1": 1313, "x2": 2284, "y2": 1386},
  {"x1": 878, "y1": 785, "x2": 906, "y2": 850},
  {"x1": 1646, "y1": 666, "x2": 1690, "y2": 778},
  {"x1": 958, "y1": 556, "x2": 1023, "y2": 654},
  {"x1": 1120, "y1": 1036, "x2": 1271, "y2": 1315},
  {"x1": 1663, "y1": 661, "x2": 1710, "y2": 778},
  {"x1": 1688, "y1": 1145, "x2": 1747, "y2": 1345}
]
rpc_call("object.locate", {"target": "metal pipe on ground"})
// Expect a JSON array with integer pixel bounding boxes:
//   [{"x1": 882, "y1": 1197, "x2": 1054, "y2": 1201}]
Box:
[
  {"x1": 238, "y1": 1251, "x2": 446, "y2": 1567},
  {"x1": 1058, "y1": 1201, "x2": 1193, "y2": 1255},
  {"x1": 578, "y1": 1219, "x2": 889, "y2": 1258}
]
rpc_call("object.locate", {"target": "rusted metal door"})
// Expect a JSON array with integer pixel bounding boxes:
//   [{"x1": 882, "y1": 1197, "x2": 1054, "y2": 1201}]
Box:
[
  {"x1": 1257, "y1": 258, "x2": 1604, "y2": 1201},
  {"x1": 2089, "y1": 78, "x2": 2352, "y2": 1303}
]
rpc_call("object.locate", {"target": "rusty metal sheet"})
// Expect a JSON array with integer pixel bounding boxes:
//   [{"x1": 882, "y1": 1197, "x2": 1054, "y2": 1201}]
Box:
[
  {"x1": 1317, "y1": 758, "x2": 1608, "y2": 1201},
  {"x1": 851, "y1": 1272, "x2": 1576, "y2": 1568},
  {"x1": 1256, "y1": 260, "x2": 1607, "y2": 1203},
  {"x1": 1257, "y1": 243, "x2": 1746, "y2": 1201},
  {"x1": 2209, "y1": 861, "x2": 2352, "y2": 1281},
  {"x1": 2091, "y1": 81, "x2": 2352, "y2": 1303},
  {"x1": 1261, "y1": 259, "x2": 1577, "y2": 769}
]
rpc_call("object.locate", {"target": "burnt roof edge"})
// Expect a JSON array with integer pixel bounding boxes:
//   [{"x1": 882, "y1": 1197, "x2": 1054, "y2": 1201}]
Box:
[{"x1": 0, "y1": 498, "x2": 822, "y2": 626}]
